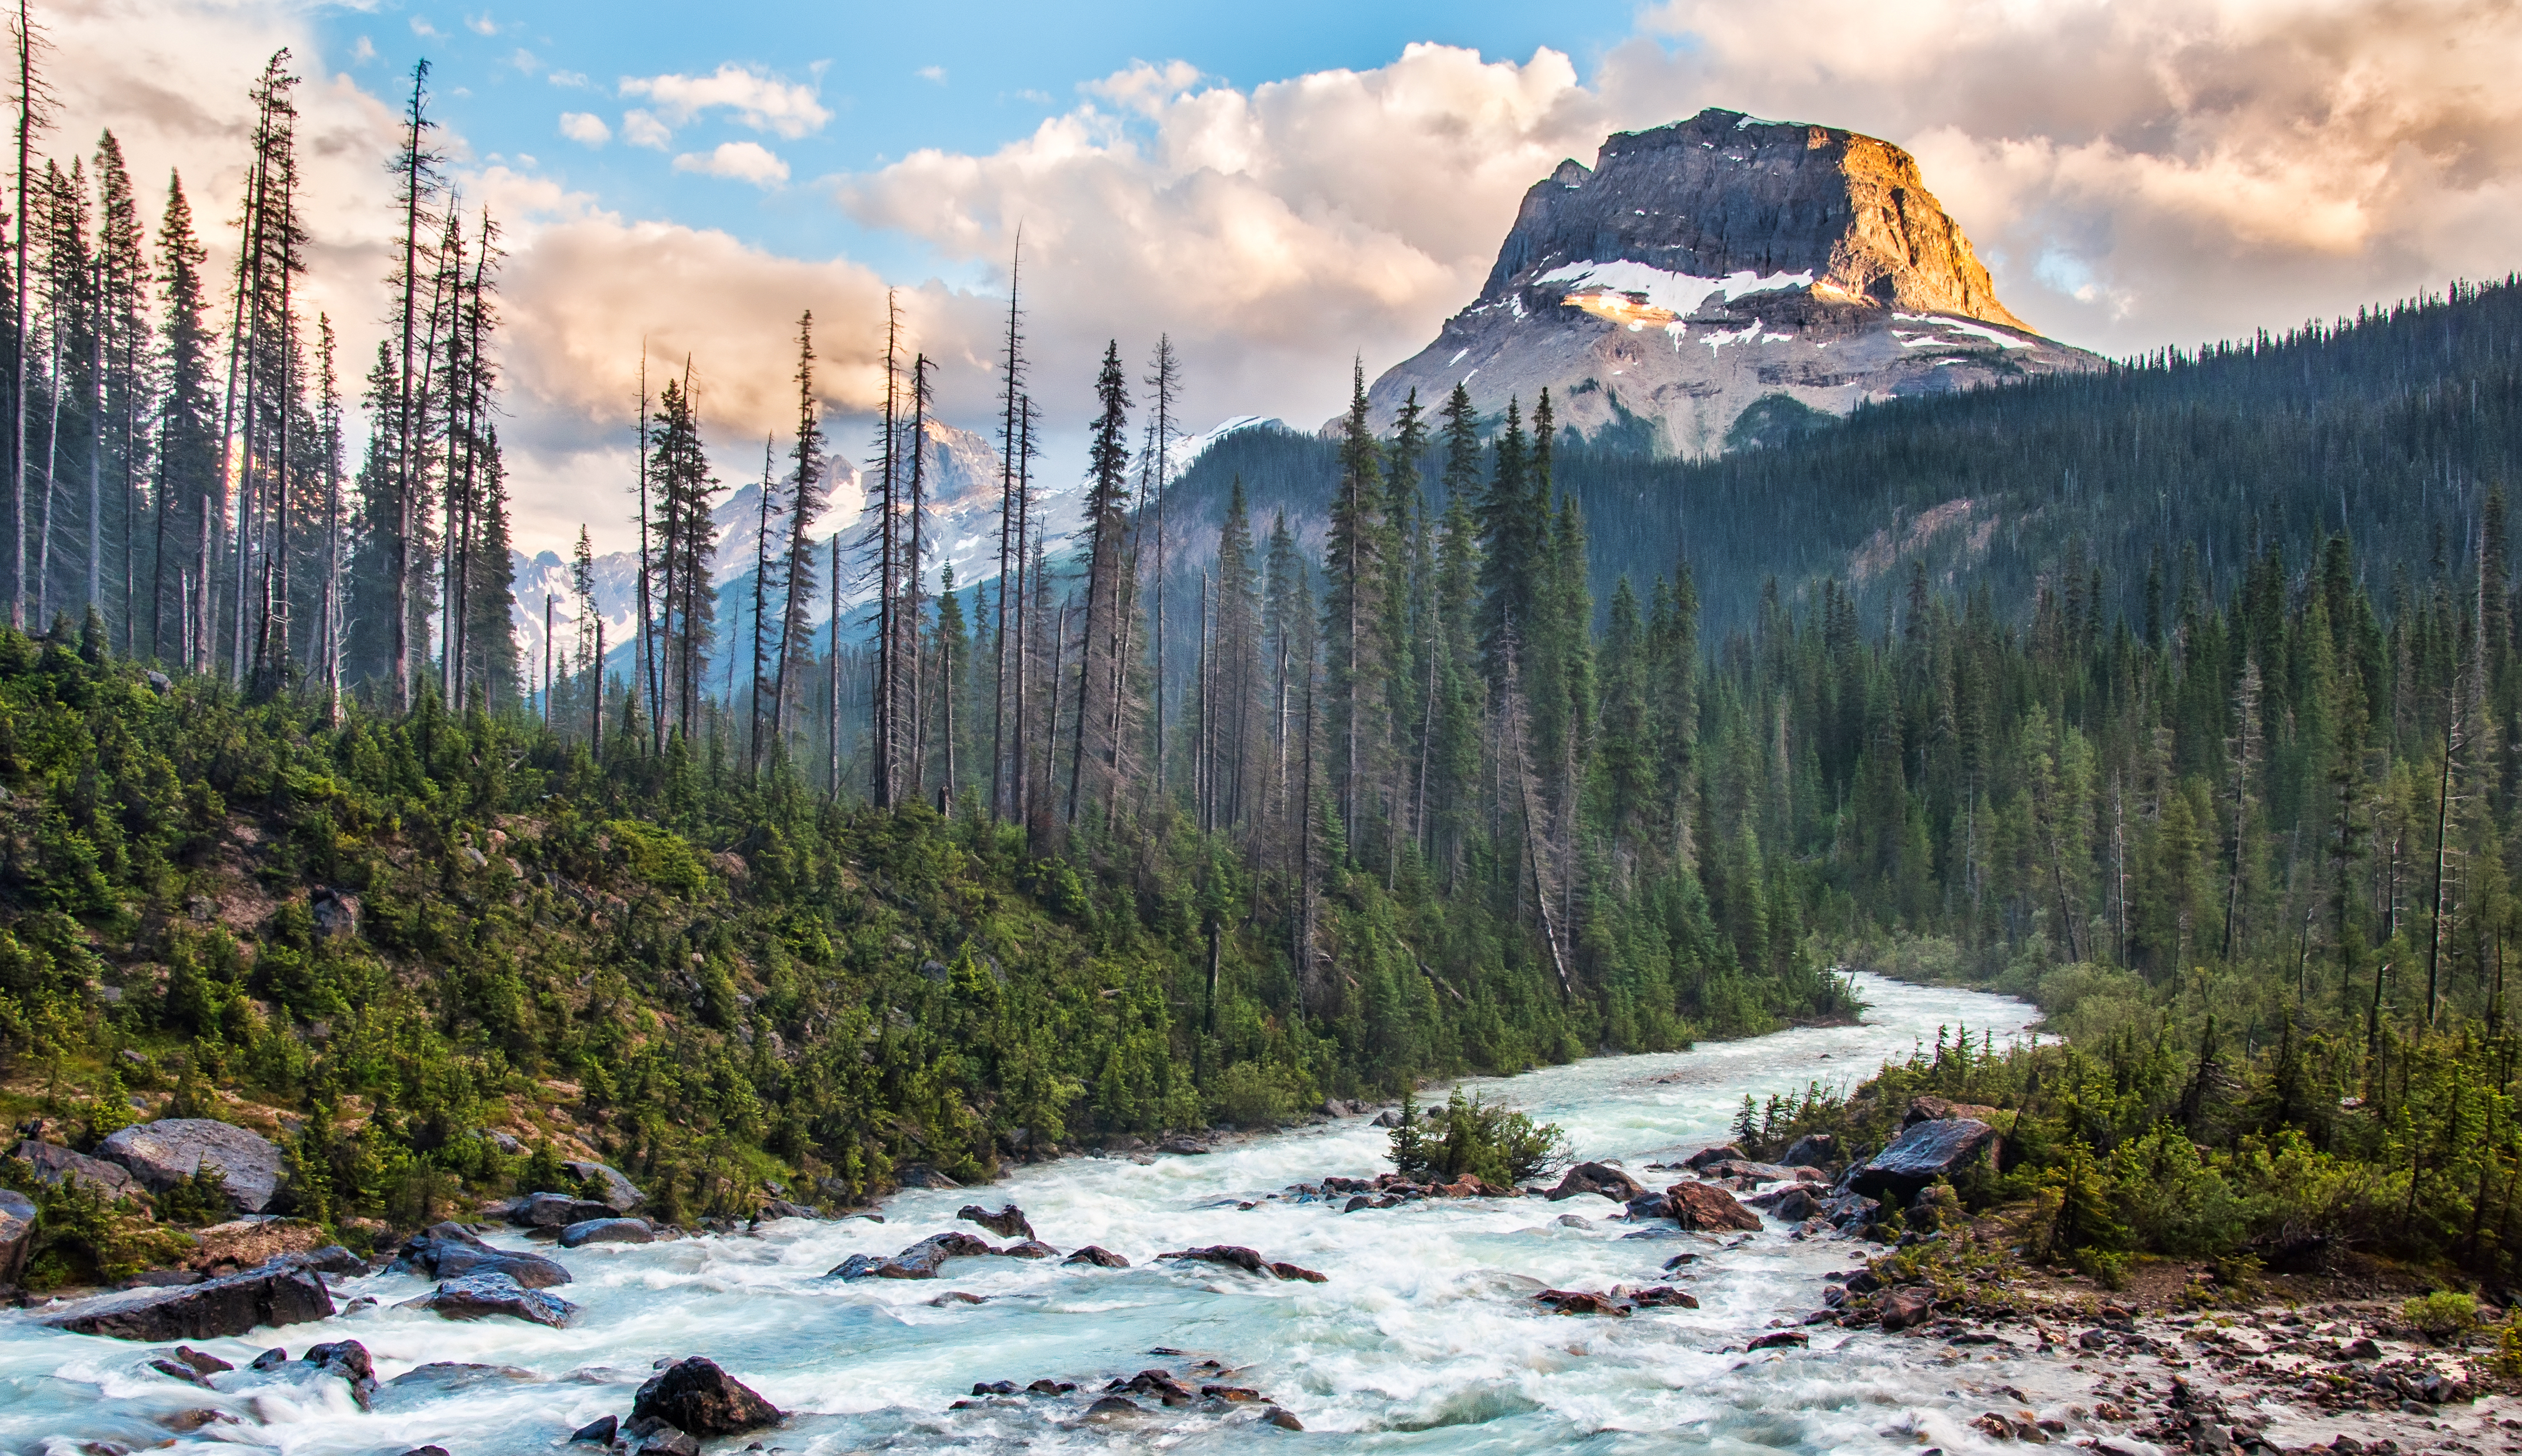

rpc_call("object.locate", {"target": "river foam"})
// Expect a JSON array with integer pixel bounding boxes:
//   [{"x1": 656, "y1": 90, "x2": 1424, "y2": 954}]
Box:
[{"x1": 0, "y1": 974, "x2": 2038, "y2": 1454}]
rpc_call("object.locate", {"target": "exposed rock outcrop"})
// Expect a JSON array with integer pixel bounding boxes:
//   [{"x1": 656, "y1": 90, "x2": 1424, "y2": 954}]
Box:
[
  {"x1": 1849, "y1": 1118, "x2": 1999, "y2": 1200},
  {"x1": 98, "y1": 1119, "x2": 282, "y2": 1213},
  {"x1": 1366, "y1": 109, "x2": 2101, "y2": 456},
  {"x1": 0, "y1": 1187, "x2": 33, "y2": 1287},
  {"x1": 561, "y1": 1160, "x2": 645, "y2": 1212},
  {"x1": 13, "y1": 1138, "x2": 139, "y2": 1198}
]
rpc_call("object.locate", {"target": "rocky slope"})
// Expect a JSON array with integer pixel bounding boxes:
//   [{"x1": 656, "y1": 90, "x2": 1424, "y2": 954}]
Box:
[{"x1": 1367, "y1": 109, "x2": 2103, "y2": 456}]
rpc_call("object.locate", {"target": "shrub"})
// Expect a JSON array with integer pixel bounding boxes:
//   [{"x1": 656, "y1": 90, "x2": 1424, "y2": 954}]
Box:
[
  {"x1": 2404, "y1": 1290, "x2": 2478, "y2": 1338},
  {"x1": 1210, "y1": 1062, "x2": 1293, "y2": 1128},
  {"x1": 2074, "y1": 1246, "x2": 2130, "y2": 1290},
  {"x1": 1390, "y1": 1090, "x2": 1569, "y2": 1187}
]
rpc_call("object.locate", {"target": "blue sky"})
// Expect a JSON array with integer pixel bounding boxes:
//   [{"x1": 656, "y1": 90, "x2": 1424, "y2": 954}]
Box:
[
  {"x1": 316, "y1": 0, "x2": 1653, "y2": 286},
  {"x1": 68, "y1": 0, "x2": 2514, "y2": 556}
]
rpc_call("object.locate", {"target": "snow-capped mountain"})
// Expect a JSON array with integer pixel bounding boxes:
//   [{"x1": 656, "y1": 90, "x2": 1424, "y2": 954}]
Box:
[
  {"x1": 507, "y1": 419, "x2": 1020, "y2": 680},
  {"x1": 1365, "y1": 109, "x2": 2101, "y2": 456}
]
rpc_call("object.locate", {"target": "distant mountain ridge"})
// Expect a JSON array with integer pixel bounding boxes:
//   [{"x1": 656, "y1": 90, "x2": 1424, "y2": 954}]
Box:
[
  {"x1": 1367, "y1": 109, "x2": 2101, "y2": 456},
  {"x1": 506, "y1": 419, "x2": 1016, "y2": 681}
]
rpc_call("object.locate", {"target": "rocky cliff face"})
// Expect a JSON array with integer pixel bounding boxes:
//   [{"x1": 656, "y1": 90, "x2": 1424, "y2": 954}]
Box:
[{"x1": 1367, "y1": 109, "x2": 2101, "y2": 455}]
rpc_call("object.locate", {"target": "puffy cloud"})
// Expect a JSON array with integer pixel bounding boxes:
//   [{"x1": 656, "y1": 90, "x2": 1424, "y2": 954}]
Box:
[
  {"x1": 673, "y1": 140, "x2": 788, "y2": 186},
  {"x1": 558, "y1": 111, "x2": 610, "y2": 147},
  {"x1": 619, "y1": 62, "x2": 830, "y2": 138},
  {"x1": 465, "y1": 166, "x2": 910, "y2": 552},
  {"x1": 840, "y1": 43, "x2": 1609, "y2": 448},
  {"x1": 43, "y1": 0, "x2": 402, "y2": 412},
  {"x1": 620, "y1": 109, "x2": 672, "y2": 149}
]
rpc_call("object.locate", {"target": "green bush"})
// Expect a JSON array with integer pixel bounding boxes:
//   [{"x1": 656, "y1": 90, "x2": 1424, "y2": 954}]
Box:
[
  {"x1": 2404, "y1": 1290, "x2": 2478, "y2": 1338},
  {"x1": 1210, "y1": 1062, "x2": 1293, "y2": 1128},
  {"x1": 1390, "y1": 1090, "x2": 1569, "y2": 1188}
]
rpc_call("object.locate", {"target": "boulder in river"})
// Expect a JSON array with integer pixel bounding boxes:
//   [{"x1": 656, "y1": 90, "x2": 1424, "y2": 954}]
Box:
[
  {"x1": 13, "y1": 1138, "x2": 139, "y2": 1198},
  {"x1": 40, "y1": 1264, "x2": 333, "y2": 1340},
  {"x1": 1878, "y1": 1285, "x2": 1936, "y2": 1331},
  {"x1": 98, "y1": 1118, "x2": 282, "y2": 1213},
  {"x1": 1747, "y1": 1330, "x2": 1809, "y2": 1350},
  {"x1": 561, "y1": 1160, "x2": 646, "y2": 1211},
  {"x1": 1064, "y1": 1245, "x2": 1129, "y2": 1268},
  {"x1": 1546, "y1": 1161, "x2": 1647, "y2": 1203},
  {"x1": 512, "y1": 1191, "x2": 619, "y2": 1228},
  {"x1": 396, "y1": 1221, "x2": 572, "y2": 1288},
  {"x1": 401, "y1": 1271, "x2": 576, "y2": 1327},
  {"x1": 999, "y1": 1238, "x2": 1059, "y2": 1259},
  {"x1": 1157, "y1": 1134, "x2": 1211, "y2": 1156},
  {"x1": 1684, "y1": 1144, "x2": 1746, "y2": 1169},
  {"x1": 0, "y1": 1187, "x2": 32, "y2": 1288},
  {"x1": 957, "y1": 1203, "x2": 1034, "y2": 1240},
  {"x1": 1849, "y1": 1118, "x2": 1998, "y2": 1201},
  {"x1": 619, "y1": 1415, "x2": 700, "y2": 1456},
  {"x1": 1766, "y1": 1185, "x2": 1823, "y2": 1223},
  {"x1": 1160, "y1": 1244, "x2": 1325, "y2": 1281},
  {"x1": 631, "y1": 1355, "x2": 783, "y2": 1437},
  {"x1": 829, "y1": 1230, "x2": 997, "y2": 1280},
  {"x1": 569, "y1": 1415, "x2": 618, "y2": 1444},
  {"x1": 558, "y1": 1217, "x2": 653, "y2": 1248},
  {"x1": 1535, "y1": 1288, "x2": 1630, "y2": 1316},
  {"x1": 1665, "y1": 1181, "x2": 1762, "y2": 1232},
  {"x1": 303, "y1": 1338, "x2": 378, "y2": 1407}
]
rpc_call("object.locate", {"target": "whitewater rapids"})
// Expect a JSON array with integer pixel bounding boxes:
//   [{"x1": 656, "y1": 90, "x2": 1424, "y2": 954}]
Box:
[{"x1": 0, "y1": 974, "x2": 2044, "y2": 1454}]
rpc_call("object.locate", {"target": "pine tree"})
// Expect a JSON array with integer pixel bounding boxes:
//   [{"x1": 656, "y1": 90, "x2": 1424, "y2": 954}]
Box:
[
  {"x1": 1067, "y1": 340, "x2": 1130, "y2": 828},
  {"x1": 94, "y1": 132, "x2": 145, "y2": 651},
  {"x1": 772, "y1": 311, "x2": 823, "y2": 753},
  {"x1": 385, "y1": 60, "x2": 438, "y2": 708},
  {"x1": 1323, "y1": 359, "x2": 1384, "y2": 857},
  {"x1": 150, "y1": 171, "x2": 213, "y2": 666},
  {"x1": 460, "y1": 425, "x2": 516, "y2": 704}
]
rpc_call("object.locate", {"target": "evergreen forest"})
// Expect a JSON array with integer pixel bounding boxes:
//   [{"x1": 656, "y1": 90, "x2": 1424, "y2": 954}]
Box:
[{"x1": 6, "y1": 39, "x2": 2522, "y2": 1295}]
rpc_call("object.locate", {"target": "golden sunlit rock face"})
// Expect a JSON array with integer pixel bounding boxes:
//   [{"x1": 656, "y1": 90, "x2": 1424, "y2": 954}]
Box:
[
  {"x1": 1563, "y1": 291, "x2": 1680, "y2": 328},
  {"x1": 1366, "y1": 108, "x2": 2100, "y2": 456}
]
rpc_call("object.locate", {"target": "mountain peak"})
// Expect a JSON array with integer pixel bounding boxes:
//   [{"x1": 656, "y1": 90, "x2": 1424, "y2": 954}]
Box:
[
  {"x1": 1482, "y1": 109, "x2": 2029, "y2": 332},
  {"x1": 1368, "y1": 109, "x2": 2094, "y2": 455}
]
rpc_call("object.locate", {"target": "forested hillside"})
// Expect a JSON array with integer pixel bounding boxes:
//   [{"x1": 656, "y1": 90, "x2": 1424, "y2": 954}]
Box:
[
  {"x1": 1160, "y1": 276, "x2": 2522, "y2": 645},
  {"x1": 14, "y1": 39, "x2": 2522, "y2": 1288}
]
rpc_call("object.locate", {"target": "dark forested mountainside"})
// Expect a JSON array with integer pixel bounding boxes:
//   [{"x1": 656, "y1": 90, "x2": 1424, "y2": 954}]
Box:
[{"x1": 1163, "y1": 276, "x2": 2522, "y2": 646}]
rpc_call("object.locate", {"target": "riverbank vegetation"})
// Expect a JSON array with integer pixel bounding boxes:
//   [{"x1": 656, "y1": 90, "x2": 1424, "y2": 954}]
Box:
[{"x1": 1721, "y1": 515, "x2": 2522, "y2": 1288}]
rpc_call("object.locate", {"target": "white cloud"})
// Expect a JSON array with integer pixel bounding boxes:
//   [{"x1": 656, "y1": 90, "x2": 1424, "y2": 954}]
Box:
[
  {"x1": 841, "y1": 44, "x2": 1606, "y2": 442},
  {"x1": 619, "y1": 63, "x2": 830, "y2": 138},
  {"x1": 621, "y1": 109, "x2": 671, "y2": 149},
  {"x1": 465, "y1": 12, "x2": 499, "y2": 36},
  {"x1": 1083, "y1": 58, "x2": 1202, "y2": 117},
  {"x1": 409, "y1": 16, "x2": 439, "y2": 38},
  {"x1": 675, "y1": 140, "x2": 789, "y2": 187},
  {"x1": 508, "y1": 48, "x2": 540, "y2": 76},
  {"x1": 351, "y1": 35, "x2": 376, "y2": 65},
  {"x1": 916, "y1": 65, "x2": 946, "y2": 85},
  {"x1": 548, "y1": 69, "x2": 590, "y2": 89},
  {"x1": 559, "y1": 112, "x2": 610, "y2": 147}
]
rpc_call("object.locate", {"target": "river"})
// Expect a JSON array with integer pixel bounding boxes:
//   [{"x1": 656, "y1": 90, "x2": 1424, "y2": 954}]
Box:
[{"x1": 2, "y1": 973, "x2": 2043, "y2": 1455}]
